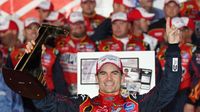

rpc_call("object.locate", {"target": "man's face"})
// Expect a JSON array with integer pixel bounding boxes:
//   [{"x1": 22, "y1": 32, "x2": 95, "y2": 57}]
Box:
[
  {"x1": 69, "y1": 21, "x2": 86, "y2": 38},
  {"x1": 24, "y1": 24, "x2": 40, "y2": 42},
  {"x1": 139, "y1": 0, "x2": 153, "y2": 10},
  {"x1": 164, "y1": 2, "x2": 180, "y2": 18},
  {"x1": 81, "y1": 0, "x2": 96, "y2": 15},
  {"x1": 0, "y1": 30, "x2": 18, "y2": 46},
  {"x1": 96, "y1": 63, "x2": 123, "y2": 94},
  {"x1": 133, "y1": 18, "x2": 150, "y2": 32},
  {"x1": 112, "y1": 20, "x2": 130, "y2": 38}
]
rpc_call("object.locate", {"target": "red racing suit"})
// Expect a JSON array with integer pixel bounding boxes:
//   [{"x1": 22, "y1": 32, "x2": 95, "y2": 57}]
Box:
[
  {"x1": 32, "y1": 44, "x2": 182, "y2": 112},
  {"x1": 157, "y1": 43, "x2": 194, "y2": 90},
  {"x1": 98, "y1": 35, "x2": 149, "y2": 51},
  {"x1": 83, "y1": 13, "x2": 105, "y2": 36},
  {"x1": 180, "y1": 0, "x2": 200, "y2": 42},
  {"x1": 56, "y1": 35, "x2": 96, "y2": 94}
]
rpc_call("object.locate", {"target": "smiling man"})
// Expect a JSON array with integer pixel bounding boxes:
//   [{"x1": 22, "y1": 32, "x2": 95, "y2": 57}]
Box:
[{"x1": 24, "y1": 17, "x2": 183, "y2": 112}]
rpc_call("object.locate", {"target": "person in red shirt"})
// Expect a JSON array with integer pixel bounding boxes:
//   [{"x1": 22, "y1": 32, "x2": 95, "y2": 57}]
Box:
[
  {"x1": 90, "y1": 0, "x2": 136, "y2": 41},
  {"x1": 98, "y1": 12, "x2": 148, "y2": 51},
  {"x1": 180, "y1": 0, "x2": 200, "y2": 46},
  {"x1": 148, "y1": 0, "x2": 180, "y2": 51},
  {"x1": 128, "y1": 7, "x2": 158, "y2": 51},
  {"x1": 44, "y1": 11, "x2": 66, "y2": 27},
  {"x1": 0, "y1": 18, "x2": 21, "y2": 64},
  {"x1": 0, "y1": 17, "x2": 24, "y2": 112},
  {"x1": 157, "y1": 17, "x2": 196, "y2": 112},
  {"x1": 25, "y1": 17, "x2": 182, "y2": 112},
  {"x1": 57, "y1": 11, "x2": 96, "y2": 96},
  {"x1": 35, "y1": 0, "x2": 54, "y2": 24},
  {"x1": 80, "y1": 0, "x2": 105, "y2": 36}
]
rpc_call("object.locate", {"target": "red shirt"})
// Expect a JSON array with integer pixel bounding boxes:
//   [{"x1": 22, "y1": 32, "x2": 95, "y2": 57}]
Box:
[
  {"x1": 83, "y1": 13, "x2": 105, "y2": 36},
  {"x1": 56, "y1": 35, "x2": 96, "y2": 85},
  {"x1": 98, "y1": 35, "x2": 148, "y2": 51},
  {"x1": 180, "y1": 0, "x2": 200, "y2": 20}
]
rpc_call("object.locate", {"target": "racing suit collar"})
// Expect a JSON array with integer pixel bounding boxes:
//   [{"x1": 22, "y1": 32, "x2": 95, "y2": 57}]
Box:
[{"x1": 97, "y1": 91, "x2": 124, "y2": 107}]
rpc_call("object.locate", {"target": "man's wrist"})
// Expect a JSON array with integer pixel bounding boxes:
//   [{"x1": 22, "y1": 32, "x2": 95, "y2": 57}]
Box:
[{"x1": 167, "y1": 43, "x2": 180, "y2": 52}]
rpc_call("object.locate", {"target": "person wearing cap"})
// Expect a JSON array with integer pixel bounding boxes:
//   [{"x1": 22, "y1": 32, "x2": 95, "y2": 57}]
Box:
[
  {"x1": 0, "y1": 18, "x2": 24, "y2": 112},
  {"x1": 138, "y1": 0, "x2": 164, "y2": 23},
  {"x1": 98, "y1": 12, "x2": 149, "y2": 51},
  {"x1": 35, "y1": 0, "x2": 54, "y2": 24},
  {"x1": 56, "y1": 11, "x2": 96, "y2": 96},
  {"x1": 24, "y1": 18, "x2": 182, "y2": 112},
  {"x1": 80, "y1": 0, "x2": 105, "y2": 36},
  {"x1": 148, "y1": 0, "x2": 180, "y2": 51},
  {"x1": 44, "y1": 11, "x2": 66, "y2": 26},
  {"x1": 0, "y1": 18, "x2": 21, "y2": 63},
  {"x1": 180, "y1": 0, "x2": 200, "y2": 46},
  {"x1": 90, "y1": 0, "x2": 136, "y2": 42},
  {"x1": 6, "y1": 17, "x2": 65, "y2": 112},
  {"x1": 180, "y1": 17, "x2": 196, "y2": 44},
  {"x1": 44, "y1": 11, "x2": 67, "y2": 49},
  {"x1": 128, "y1": 7, "x2": 158, "y2": 51},
  {"x1": 156, "y1": 17, "x2": 196, "y2": 112},
  {"x1": 184, "y1": 41, "x2": 200, "y2": 112}
]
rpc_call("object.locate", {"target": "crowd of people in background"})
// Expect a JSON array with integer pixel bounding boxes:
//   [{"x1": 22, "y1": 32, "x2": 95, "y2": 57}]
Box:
[{"x1": 0, "y1": 0, "x2": 200, "y2": 112}]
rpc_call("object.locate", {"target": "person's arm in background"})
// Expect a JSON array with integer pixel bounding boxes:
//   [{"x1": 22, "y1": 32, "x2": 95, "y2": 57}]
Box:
[
  {"x1": 90, "y1": 18, "x2": 112, "y2": 42},
  {"x1": 138, "y1": 18, "x2": 182, "y2": 112}
]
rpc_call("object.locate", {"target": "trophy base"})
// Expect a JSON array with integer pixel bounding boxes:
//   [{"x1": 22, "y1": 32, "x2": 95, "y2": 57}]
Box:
[{"x1": 2, "y1": 67, "x2": 46, "y2": 100}]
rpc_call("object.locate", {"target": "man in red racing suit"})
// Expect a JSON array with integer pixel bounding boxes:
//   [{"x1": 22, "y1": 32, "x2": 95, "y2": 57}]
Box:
[{"x1": 27, "y1": 18, "x2": 182, "y2": 112}]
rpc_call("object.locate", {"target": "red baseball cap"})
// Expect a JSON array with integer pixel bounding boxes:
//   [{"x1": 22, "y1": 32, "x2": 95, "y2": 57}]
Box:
[
  {"x1": 36, "y1": 1, "x2": 54, "y2": 11},
  {"x1": 24, "y1": 17, "x2": 40, "y2": 28},
  {"x1": 96, "y1": 55, "x2": 123, "y2": 74},
  {"x1": 0, "y1": 19, "x2": 19, "y2": 33},
  {"x1": 45, "y1": 11, "x2": 65, "y2": 22},
  {"x1": 128, "y1": 7, "x2": 155, "y2": 21}
]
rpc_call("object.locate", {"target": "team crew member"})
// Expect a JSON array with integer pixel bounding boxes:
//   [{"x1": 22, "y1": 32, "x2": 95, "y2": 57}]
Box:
[
  {"x1": 56, "y1": 12, "x2": 96, "y2": 95},
  {"x1": 0, "y1": 18, "x2": 21, "y2": 64},
  {"x1": 148, "y1": 0, "x2": 180, "y2": 49},
  {"x1": 184, "y1": 40, "x2": 200, "y2": 112},
  {"x1": 98, "y1": 12, "x2": 148, "y2": 51},
  {"x1": 157, "y1": 17, "x2": 196, "y2": 112},
  {"x1": 138, "y1": 0, "x2": 164, "y2": 23},
  {"x1": 26, "y1": 17, "x2": 182, "y2": 112},
  {"x1": 128, "y1": 7, "x2": 158, "y2": 51},
  {"x1": 35, "y1": 0, "x2": 54, "y2": 24},
  {"x1": 80, "y1": 0, "x2": 105, "y2": 36},
  {"x1": 44, "y1": 11, "x2": 66, "y2": 27},
  {"x1": 90, "y1": 0, "x2": 136, "y2": 42},
  {"x1": 0, "y1": 18, "x2": 24, "y2": 112},
  {"x1": 180, "y1": 0, "x2": 200, "y2": 46},
  {"x1": 8, "y1": 17, "x2": 63, "y2": 92}
]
